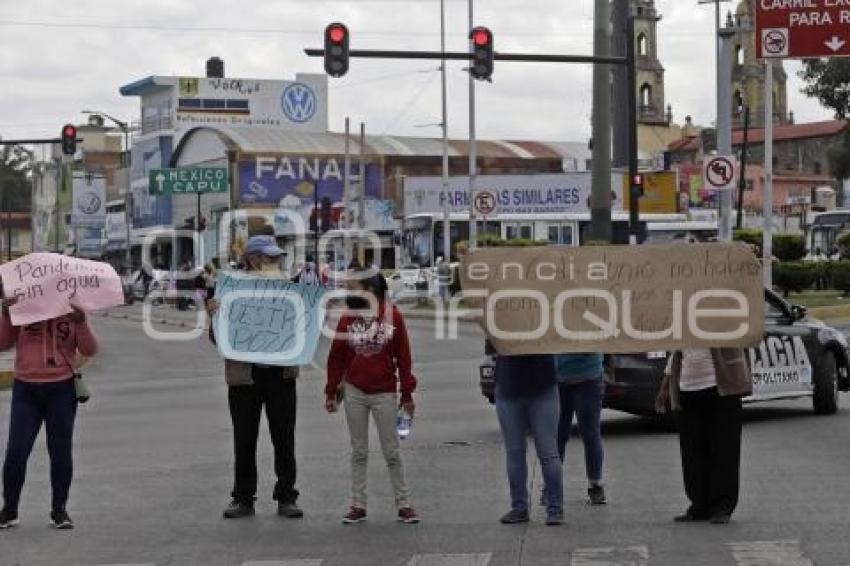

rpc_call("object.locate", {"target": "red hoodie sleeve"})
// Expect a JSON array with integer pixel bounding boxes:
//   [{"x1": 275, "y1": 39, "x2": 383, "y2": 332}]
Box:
[
  {"x1": 75, "y1": 318, "x2": 98, "y2": 357},
  {"x1": 0, "y1": 311, "x2": 18, "y2": 351},
  {"x1": 392, "y1": 308, "x2": 416, "y2": 402},
  {"x1": 326, "y1": 316, "x2": 354, "y2": 400}
]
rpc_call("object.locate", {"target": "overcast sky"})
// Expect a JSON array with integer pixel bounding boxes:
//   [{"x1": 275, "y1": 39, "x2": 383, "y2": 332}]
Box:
[{"x1": 0, "y1": 0, "x2": 833, "y2": 149}]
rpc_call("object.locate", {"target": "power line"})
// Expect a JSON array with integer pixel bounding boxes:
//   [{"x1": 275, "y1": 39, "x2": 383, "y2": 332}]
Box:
[{"x1": 0, "y1": 18, "x2": 598, "y2": 37}]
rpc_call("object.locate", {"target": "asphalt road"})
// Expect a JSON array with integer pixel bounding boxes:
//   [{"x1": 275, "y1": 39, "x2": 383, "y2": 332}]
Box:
[{"x1": 1, "y1": 314, "x2": 849, "y2": 566}]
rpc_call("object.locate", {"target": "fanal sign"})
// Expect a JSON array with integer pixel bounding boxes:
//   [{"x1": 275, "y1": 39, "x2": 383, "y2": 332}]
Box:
[{"x1": 756, "y1": 1, "x2": 850, "y2": 59}]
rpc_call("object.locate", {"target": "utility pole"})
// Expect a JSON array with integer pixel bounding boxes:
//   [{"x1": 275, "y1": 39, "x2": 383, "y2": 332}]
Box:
[
  {"x1": 627, "y1": 15, "x2": 640, "y2": 243},
  {"x1": 718, "y1": 24, "x2": 735, "y2": 242},
  {"x1": 467, "y1": 0, "x2": 478, "y2": 250},
  {"x1": 611, "y1": 0, "x2": 630, "y2": 170},
  {"x1": 440, "y1": 0, "x2": 451, "y2": 263},
  {"x1": 358, "y1": 122, "x2": 367, "y2": 266},
  {"x1": 343, "y1": 117, "x2": 352, "y2": 265},
  {"x1": 764, "y1": 62, "x2": 774, "y2": 287},
  {"x1": 736, "y1": 106, "x2": 750, "y2": 229},
  {"x1": 590, "y1": 0, "x2": 613, "y2": 242}
]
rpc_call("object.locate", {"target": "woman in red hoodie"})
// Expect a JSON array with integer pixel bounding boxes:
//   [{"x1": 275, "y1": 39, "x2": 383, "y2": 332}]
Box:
[
  {"x1": 325, "y1": 272, "x2": 419, "y2": 524},
  {"x1": 0, "y1": 294, "x2": 97, "y2": 530}
]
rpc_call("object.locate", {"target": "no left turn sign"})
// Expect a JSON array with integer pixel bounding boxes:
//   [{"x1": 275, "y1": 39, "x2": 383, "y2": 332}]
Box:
[{"x1": 703, "y1": 155, "x2": 739, "y2": 192}]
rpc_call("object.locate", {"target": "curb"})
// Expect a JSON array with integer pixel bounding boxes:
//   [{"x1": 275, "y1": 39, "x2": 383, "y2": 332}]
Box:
[{"x1": 97, "y1": 307, "x2": 480, "y2": 328}]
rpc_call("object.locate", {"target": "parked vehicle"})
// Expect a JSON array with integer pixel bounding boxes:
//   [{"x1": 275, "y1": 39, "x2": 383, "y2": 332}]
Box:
[{"x1": 479, "y1": 290, "x2": 850, "y2": 417}]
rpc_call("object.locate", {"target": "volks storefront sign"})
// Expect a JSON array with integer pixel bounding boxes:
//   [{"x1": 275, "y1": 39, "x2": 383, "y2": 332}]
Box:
[
  {"x1": 404, "y1": 173, "x2": 624, "y2": 216},
  {"x1": 173, "y1": 75, "x2": 328, "y2": 132},
  {"x1": 71, "y1": 173, "x2": 106, "y2": 227},
  {"x1": 239, "y1": 155, "x2": 382, "y2": 205}
]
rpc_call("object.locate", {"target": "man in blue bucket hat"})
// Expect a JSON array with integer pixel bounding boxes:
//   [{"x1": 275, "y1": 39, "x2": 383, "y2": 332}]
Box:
[{"x1": 209, "y1": 234, "x2": 303, "y2": 520}]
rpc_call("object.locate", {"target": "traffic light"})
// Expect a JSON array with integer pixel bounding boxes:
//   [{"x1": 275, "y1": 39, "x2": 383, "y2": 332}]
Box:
[
  {"x1": 324, "y1": 23, "x2": 349, "y2": 78},
  {"x1": 61, "y1": 124, "x2": 77, "y2": 156},
  {"x1": 470, "y1": 26, "x2": 494, "y2": 81},
  {"x1": 632, "y1": 174, "x2": 645, "y2": 198}
]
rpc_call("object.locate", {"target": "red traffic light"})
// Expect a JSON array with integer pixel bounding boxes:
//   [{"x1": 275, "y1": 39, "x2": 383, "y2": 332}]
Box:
[
  {"x1": 632, "y1": 174, "x2": 644, "y2": 186},
  {"x1": 63, "y1": 125, "x2": 77, "y2": 138},
  {"x1": 328, "y1": 25, "x2": 346, "y2": 44},
  {"x1": 472, "y1": 27, "x2": 491, "y2": 46}
]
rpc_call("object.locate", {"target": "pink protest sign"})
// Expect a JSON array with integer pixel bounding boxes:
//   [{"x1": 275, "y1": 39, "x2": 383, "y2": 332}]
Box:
[{"x1": 0, "y1": 253, "x2": 124, "y2": 326}]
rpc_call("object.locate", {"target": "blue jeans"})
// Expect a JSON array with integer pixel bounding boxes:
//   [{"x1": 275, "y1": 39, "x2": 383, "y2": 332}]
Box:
[
  {"x1": 2, "y1": 379, "x2": 77, "y2": 511},
  {"x1": 495, "y1": 384, "x2": 563, "y2": 514},
  {"x1": 557, "y1": 379, "x2": 604, "y2": 484}
]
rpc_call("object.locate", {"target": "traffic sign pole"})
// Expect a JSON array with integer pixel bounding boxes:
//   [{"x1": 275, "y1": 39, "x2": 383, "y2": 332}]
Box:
[
  {"x1": 764, "y1": 62, "x2": 774, "y2": 289},
  {"x1": 717, "y1": 26, "x2": 735, "y2": 243}
]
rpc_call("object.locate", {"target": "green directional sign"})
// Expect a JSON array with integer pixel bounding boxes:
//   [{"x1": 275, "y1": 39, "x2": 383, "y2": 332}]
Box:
[{"x1": 149, "y1": 167, "x2": 229, "y2": 195}]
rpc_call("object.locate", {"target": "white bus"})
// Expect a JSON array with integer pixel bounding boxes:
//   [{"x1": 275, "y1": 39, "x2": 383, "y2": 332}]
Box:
[{"x1": 402, "y1": 212, "x2": 689, "y2": 266}]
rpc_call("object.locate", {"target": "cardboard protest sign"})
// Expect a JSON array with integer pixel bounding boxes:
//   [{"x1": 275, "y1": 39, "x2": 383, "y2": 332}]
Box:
[
  {"x1": 459, "y1": 243, "x2": 764, "y2": 355},
  {"x1": 0, "y1": 253, "x2": 124, "y2": 326},
  {"x1": 214, "y1": 272, "x2": 327, "y2": 366}
]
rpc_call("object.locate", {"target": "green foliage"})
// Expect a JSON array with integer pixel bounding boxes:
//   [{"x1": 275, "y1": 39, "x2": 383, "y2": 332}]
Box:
[
  {"x1": 773, "y1": 262, "x2": 817, "y2": 297},
  {"x1": 458, "y1": 235, "x2": 550, "y2": 251},
  {"x1": 799, "y1": 59, "x2": 850, "y2": 119},
  {"x1": 0, "y1": 145, "x2": 33, "y2": 211},
  {"x1": 772, "y1": 234, "x2": 806, "y2": 261},
  {"x1": 829, "y1": 261, "x2": 850, "y2": 295},
  {"x1": 838, "y1": 233, "x2": 850, "y2": 259},
  {"x1": 733, "y1": 229, "x2": 763, "y2": 256},
  {"x1": 827, "y1": 130, "x2": 850, "y2": 183}
]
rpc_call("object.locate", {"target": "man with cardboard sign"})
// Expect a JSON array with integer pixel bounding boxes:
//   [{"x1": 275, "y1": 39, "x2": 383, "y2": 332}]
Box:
[{"x1": 458, "y1": 243, "x2": 764, "y2": 354}]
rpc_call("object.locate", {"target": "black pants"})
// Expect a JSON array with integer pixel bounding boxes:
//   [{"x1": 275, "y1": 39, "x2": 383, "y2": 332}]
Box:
[
  {"x1": 228, "y1": 367, "x2": 298, "y2": 504},
  {"x1": 676, "y1": 387, "x2": 743, "y2": 518}
]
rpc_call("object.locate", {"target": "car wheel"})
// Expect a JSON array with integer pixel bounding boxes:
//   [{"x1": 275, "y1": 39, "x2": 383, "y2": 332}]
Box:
[{"x1": 813, "y1": 350, "x2": 839, "y2": 415}]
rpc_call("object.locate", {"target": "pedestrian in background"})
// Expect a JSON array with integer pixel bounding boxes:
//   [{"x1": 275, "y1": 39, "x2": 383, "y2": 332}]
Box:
[
  {"x1": 207, "y1": 235, "x2": 303, "y2": 520},
  {"x1": 0, "y1": 292, "x2": 98, "y2": 530},
  {"x1": 655, "y1": 349, "x2": 751, "y2": 524},
  {"x1": 553, "y1": 353, "x2": 607, "y2": 506},
  {"x1": 494, "y1": 354, "x2": 564, "y2": 526},
  {"x1": 325, "y1": 272, "x2": 419, "y2": 524}
]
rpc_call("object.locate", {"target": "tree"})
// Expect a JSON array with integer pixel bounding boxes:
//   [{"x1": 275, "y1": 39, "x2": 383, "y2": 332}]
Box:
[
  {"x1": 798, "y1": 59, "x2": 850, "y2": 119},
  {"x1": 0, "y1": 145, "x2": 33, "y2": 211}
]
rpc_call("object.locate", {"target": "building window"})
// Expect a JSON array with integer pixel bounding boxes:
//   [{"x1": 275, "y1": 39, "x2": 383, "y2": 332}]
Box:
[
  {"x1": 735, "y1": 45, "x2": 744, "y2": 66},
  {"x1": 637, "y1": 33, "x2": 648, "y2": 57},
  {"x1": 814, "y1": 161, "x2": 823, "y2": 175},
  {"x1": 640, "y1": 83, "x2": 652, "y2": 106}
]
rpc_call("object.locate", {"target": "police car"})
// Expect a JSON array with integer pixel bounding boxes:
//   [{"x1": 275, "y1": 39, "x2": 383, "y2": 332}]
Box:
[{"x1": 479, "y1": 289, "x2": 850, "y2": 416}]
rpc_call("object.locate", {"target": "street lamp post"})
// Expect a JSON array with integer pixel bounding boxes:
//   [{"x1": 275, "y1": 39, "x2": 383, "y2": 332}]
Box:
[{"x1": 82, "y1": 110, "x2": 132, "y2": 272}]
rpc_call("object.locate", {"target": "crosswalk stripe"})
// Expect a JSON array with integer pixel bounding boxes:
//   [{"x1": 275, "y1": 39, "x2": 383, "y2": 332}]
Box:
[
  {"x1": 570, "y1": 545, "x2": 649, "y2": 566},
  {"x1": 407, "y1": 554, "x2": 492, "y2": 566},
  {"x1": 241, "y1": 561, "x2": 323, "y2": 566},
  {"x1": 729, "y1": 540, "x2": 813, "y2": 566}
]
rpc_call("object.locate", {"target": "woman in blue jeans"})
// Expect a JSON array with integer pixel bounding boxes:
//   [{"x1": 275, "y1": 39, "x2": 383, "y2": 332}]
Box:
[
  {"x1": 554, "y1": 353, "x2": 607, "y2": 506},
  {"x1": 494, "y1": 354, "x2": 563, "y2": 526}
]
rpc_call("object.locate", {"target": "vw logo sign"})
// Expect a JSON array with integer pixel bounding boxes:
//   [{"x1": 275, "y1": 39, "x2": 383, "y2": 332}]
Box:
[
  {"x1": 77, "y1": 191, "x2": 102, "y2": 215},
  {"x1": 281, "y1": 82, "x2": 317, "y2": 123}
]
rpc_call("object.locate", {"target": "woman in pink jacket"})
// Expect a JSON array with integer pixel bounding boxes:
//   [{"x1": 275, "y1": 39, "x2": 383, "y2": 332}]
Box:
[{"x1": 0, "y1": 295, "x2": 97, "y2": 530}]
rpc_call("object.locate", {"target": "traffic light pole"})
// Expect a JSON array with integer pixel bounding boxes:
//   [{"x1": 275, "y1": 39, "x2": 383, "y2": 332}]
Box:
[
  {"x1": 626, "y1": 16, "x2": 640, "y2": 243},
  {"x1": 306, "y1": 48, "x2": 626, "y2": 66}
]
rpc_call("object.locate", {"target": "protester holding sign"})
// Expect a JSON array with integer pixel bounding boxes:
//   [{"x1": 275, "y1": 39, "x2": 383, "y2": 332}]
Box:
[
  {"x1": 655, "y1": 349, "x2": 752, "y2": 524},
  {"x1": 208, "y1": 235, "x2": 304, "y2": 520},
  {"x1": 493, "y1": 354, "x2": 564, "y2": 526},
  {"x1": 553, "y1": 353, "x2": 607, "y2": 506},
  {"x1": 325, "y1": 272, "x2": 419, "y2": 524},
  {"x1": 0, "y1": 289, "x2": 98, "y2": 530}
]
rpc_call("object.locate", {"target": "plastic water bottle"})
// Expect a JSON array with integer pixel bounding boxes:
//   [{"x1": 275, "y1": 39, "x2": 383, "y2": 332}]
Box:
[{"x1": 396, "y1": 409, "x2": 412, "y2": 440}]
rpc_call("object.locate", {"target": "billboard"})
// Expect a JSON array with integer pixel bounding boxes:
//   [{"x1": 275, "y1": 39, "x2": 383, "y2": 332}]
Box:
[
  {"x1": 71, "y1": 173, "x2": 106, "y2": 227},
  {"x1": 623, "y1": 171, "x2": 679, "y2": 214},
  {"x1": 172, "y1": 75, "x2": 328, "y2": 133},
  {"x1": 403, "y1": 173, "x2": 625, "y2": 216},
  {"x1": 239, "y1": 155, "x2": 382, "y2": 208},
  {"x1": 130, "y1": 136, "x2": 173, "y2": 228}
]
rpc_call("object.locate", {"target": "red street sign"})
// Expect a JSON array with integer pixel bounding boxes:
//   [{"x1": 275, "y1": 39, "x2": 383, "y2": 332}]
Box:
[{"x1": 756, "y1": 1, "x2": 850, "y2": 59}]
